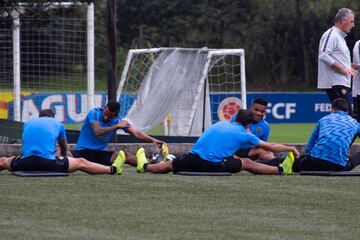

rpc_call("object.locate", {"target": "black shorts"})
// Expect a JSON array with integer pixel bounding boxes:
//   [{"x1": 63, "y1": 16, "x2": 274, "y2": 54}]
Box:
[
  {"x1": 234, "y1": 148, "x2": 252, "y2": 158},
  {"x1": 10, "y1": 155, "x2": 69, "y2": 172},
  {"x1": 292, "y1": 154, "x2": 350, "y2": 172},
  {"x1": 172, "y1": 153, "x2": 242, "y2": 173},
  {"x1": 70, "y1": 149, "x2": 114, "y2": 165}
]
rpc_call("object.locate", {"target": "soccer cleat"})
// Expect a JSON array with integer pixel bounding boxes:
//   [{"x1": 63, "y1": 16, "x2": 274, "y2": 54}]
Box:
[
  {"x1": 161, "y1": 143, "x2": 169, "y2": 160},
  {"x1": 150, "y1": 146, "x2": 161, "y2": 164},
  {"x1": 165, "y1": 154, "x2": 176, "y2": 162},
  {"x1": 112, "y1": 150, "x2": 126, "y2": 175},
  {"x1": 279, "y1": 152, "x2": 295, "y2": 175},
  {"x1": 136, "y1": 148, "x2": 148, "y2": 173}
]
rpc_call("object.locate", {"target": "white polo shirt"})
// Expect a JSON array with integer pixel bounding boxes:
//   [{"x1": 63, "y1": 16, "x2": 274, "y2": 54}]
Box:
[
  {"x1": 352, "y1": 40, "x2": 360, "y2": 96},
  {"x1": 317, "y1": 26, "x2": 351, "y2": 89}
]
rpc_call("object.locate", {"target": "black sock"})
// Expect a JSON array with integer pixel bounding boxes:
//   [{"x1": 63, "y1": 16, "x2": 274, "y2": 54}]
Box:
[
  {"x1": 144, "y1": 163, "x2": 148, "y2": 171},
  {"x1": 277, "y1": 166, "x2": 283, "y2": 175},
  {"x1": 258, "y1": 157, "x2": 283, "y2": 166},
  {"x1": 109, "y1": 166, "x2": 116, "y2": 175}
]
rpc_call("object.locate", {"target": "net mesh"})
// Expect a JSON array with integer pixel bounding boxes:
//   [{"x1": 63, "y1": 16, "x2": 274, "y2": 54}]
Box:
[
  {"x1": 118, "y1": 48, "x2": 244, "y2": 136},
  {"x1": 0, "y1": 4, "x2": 88, "y2": 125}
]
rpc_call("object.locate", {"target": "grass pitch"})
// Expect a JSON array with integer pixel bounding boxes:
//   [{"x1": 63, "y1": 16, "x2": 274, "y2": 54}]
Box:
[{"x1": 1, "y1": 166, "x2": 360, "y2": 240}]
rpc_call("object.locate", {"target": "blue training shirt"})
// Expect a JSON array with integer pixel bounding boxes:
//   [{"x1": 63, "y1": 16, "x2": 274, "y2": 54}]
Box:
[
  {"x1": 21, "y1": 117, "x2": 66, "y2": 160},
  {"x1": 230, "y1": 114, "x2": 270, "y2": 141},
  {"x1": 306, "y1": 111, "x2": 360, "y2": 166},
  {"x1": 76, "y1": 107, "x2": 124, "y2": 151},
  {"x1": 190, "y1": 121, "x2": 261, "y2": 163}
]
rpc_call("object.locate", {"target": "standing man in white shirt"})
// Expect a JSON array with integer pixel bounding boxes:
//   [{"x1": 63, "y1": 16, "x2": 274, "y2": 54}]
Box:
[
  {"x1": 352, "y1": 40, "x2": 360, "y2": 121},
  {"x1": 317, "y1": 8, "x2": 358, "y2": 116}
]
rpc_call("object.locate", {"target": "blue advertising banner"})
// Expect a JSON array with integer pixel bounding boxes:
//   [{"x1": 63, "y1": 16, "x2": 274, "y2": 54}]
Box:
[
  {"x1": 6, "y1": 92, "x2": 333, "y2": 124},
  {"x1": 212, "y1": 92, "x2": 333, "y2": 123},
  {"x1": 7, "y1": 93, "x2": 135, "y2": 124}
]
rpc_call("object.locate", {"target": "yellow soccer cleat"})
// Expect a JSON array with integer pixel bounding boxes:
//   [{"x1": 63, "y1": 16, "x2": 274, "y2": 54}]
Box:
[
  {"x1": 279, "y1": 152, "x2": 295, "y2": 175},
  {"x1": 136, "y1": 148, "x2": 148, "y2": 173},
  {"x1": 161, "y1": 143, "x2": 169, "y2": 160},
  {"x1": 112, "y1": 150, "x2": 126, "y2": 175}
]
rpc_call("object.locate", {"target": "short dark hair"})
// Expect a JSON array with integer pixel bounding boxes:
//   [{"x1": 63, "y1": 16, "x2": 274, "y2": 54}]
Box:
[
  {"x1": 252, "y1": 98, "x2": 268, "y2": 107},
  {"x1": 332, "y1": 98, "x2": 348, "y2": 112},
  {"x1": 39, "y1": 109, "x2": 55, "y2": 118},
  {"x1": 234, "y1": 109, "x2": 253, "y2": 127},
  {"x1": 105, "y1": 101, "x2": 120, "y2": 113}
]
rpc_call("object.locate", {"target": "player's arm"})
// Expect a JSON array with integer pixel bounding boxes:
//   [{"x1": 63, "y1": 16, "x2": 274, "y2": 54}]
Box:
[
  {"x1": 330, "y1": 63, "x2": 357, "y2": 77},
  {"x1": 305, "y1": 123, "x2": 319, "y2": 153},
  {"x1": 127, "y1": 127, "x2": 165, "y2": 147},
  {"x1": 58, "y1": 139, "x2": 68, "y2": 156},
  {"x1": 57, "y1": 124, "x2": 67, "y2": 156},
  {"x1": 319, "y1": 34, "x2": 357, "y2": 77},
  {"x1": 91, "y1": 120, "x2": 130, "y2": 136},
  {"x1": 257, "y1": 141, "x2": 299, "y2": 158}
]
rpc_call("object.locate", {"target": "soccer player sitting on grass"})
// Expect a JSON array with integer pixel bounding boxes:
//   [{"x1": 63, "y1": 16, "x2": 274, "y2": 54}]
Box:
[
  {"x1": 68, "y1": 101, "x2": 165, "y2": 173},
  {"x1": 0, "y1": 109, "x2": 123, "y2": 175},
  {"x1": 126, "y1": 109, "x2": 300, "y2": 175},
  {"x1": 292, "y1": 98, "x2": 360, "y2": 172},
  {"x1": 230, "y1": 98, "x2": 275, "y2": 161}
]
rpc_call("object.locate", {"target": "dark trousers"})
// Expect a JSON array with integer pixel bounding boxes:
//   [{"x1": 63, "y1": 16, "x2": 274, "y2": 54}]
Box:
[
  {"x1": 353, "y1": 96, "x2": 360, "y2": 122},
  {"x1": 325, "y1": 85, "x2": 353, "y2": 116}
]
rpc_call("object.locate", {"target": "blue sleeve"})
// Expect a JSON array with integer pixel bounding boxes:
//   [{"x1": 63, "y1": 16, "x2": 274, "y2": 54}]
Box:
[
  {"x1": 247, "y1": 133, "x2": 261, "y2": 147},
  {"x1": 357, "y1": 124, "x2": 360, "y2": 136},
  {"x1": 306, "y1": 123, "x2": 319, "y2": 153},
  {"x1": 88, "y1": 109, "x2": 99, "y2": 124},
  {"x1": 58, "y1": 124, "x2": 66, "y2": 141},
  {"x1": 261, "y1": 124, "x2": 270, "y2": 141}
]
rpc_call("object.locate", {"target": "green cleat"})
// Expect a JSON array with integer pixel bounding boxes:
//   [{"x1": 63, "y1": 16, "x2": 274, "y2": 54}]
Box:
[
  {"x1": 136, "y1": 148, "x2": 148, "y2": 173},
  {"x1": 112, "y1": 150, "x2": 126, "y2": 175},
  {"x1": 279, "y1": 152, "x2": 295, "y2": 175}
]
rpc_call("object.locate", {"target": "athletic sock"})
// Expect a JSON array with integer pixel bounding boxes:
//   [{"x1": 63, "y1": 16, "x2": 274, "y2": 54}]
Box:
[
  {"x1": 257, "y1": 157, "x2": 283, "y2": 166},
  {"x1": 144, "y1": 163, "x2": 148, "y2": 171},
  {"x1": 109, "y1": 166, "x2": 116, "y2": 175},
  {"x1": 277, "y1": 166, "x2": 283, "y2": 175}
]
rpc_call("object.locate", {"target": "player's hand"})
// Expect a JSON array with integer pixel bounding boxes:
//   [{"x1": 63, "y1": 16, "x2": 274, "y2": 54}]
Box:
[
  {"x1": 117, "y1": 120, "x2": 131, "y2": 129},
  {"x1": 153, "y1": 140, "x2": 165, "y2": 148},
  {"x1": 290, "y1": 147, "x2": 300, "y2": 158}
]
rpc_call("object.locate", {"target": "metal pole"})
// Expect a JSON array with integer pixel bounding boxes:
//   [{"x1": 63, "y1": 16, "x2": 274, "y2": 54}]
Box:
[
  {"x1": 13, "y1": 11, "x2": 21, "y2": 121},
  {"x1": 240, "y1": 50, "x2": 247, "y2": 109},
  {"x1": 87, "y1": 2, "x2": 95, "y2": 110}
]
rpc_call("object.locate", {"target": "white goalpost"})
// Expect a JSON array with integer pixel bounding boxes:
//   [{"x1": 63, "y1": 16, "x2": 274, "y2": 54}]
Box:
[
  {"x1": 0, "y1": 2, "x2": 94, "y2": 123},
  {"x1": 116, "y1": 47, "x2": 246, "y2": 136}
]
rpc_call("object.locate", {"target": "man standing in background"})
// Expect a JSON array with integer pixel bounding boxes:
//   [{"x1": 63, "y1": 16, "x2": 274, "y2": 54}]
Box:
[
  {"x1": 317, "y1": 8, "x2": 358, "y2": 115},
  {"x1": 352, "y1": 40, "x2": 360, "y2": 122}
]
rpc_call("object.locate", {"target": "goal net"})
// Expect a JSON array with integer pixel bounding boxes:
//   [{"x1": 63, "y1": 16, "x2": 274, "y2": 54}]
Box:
[
  {"x1": 117, "y1": 48, "x2": 246, "y2": 136},
  {"x1": 0, "y1": 2, "x2": 94, "y2": 126}
]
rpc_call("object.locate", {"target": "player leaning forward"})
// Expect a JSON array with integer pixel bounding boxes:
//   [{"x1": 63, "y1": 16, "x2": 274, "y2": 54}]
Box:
[
  {"x1": 69, "y1": 101, "x2": 165, "y2": 173},
  {"x1": 0, "y1": 109, "x2": 123, "y2": 175},
  {"x1": 129, "y1": 109, "x2": 299, "y2": 175}
]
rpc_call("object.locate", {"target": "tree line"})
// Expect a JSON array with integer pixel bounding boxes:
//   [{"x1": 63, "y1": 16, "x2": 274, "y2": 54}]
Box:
[
  {"x1": 113, "y1": 0, "x2": 360, "y2": 90},
  {"x1": 2, "y1": 0, "x2": 360, "y2": 91}
]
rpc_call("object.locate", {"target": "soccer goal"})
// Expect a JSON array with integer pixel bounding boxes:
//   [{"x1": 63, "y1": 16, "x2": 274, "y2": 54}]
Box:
[
  {"x1": 116, "y1": 48, "x2": 246, "y2": 136},
  {"x1": 0, "y1": 2, "x2": 94, "y2": 124}
]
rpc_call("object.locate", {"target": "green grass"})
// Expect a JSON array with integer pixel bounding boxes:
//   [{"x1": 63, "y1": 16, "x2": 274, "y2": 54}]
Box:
[
  {"x1": 65, "y1": 123, "x2": 317, "y2": 143},
  {"x1": 1, "y1": 167, "x2": 360, "y2": 240},
  {"x1": 65, "y1": 123, "x2": 342, "y2": 144},
  {"x1": 268, "y1": 123, "x2": 316, "y2": 143}
]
